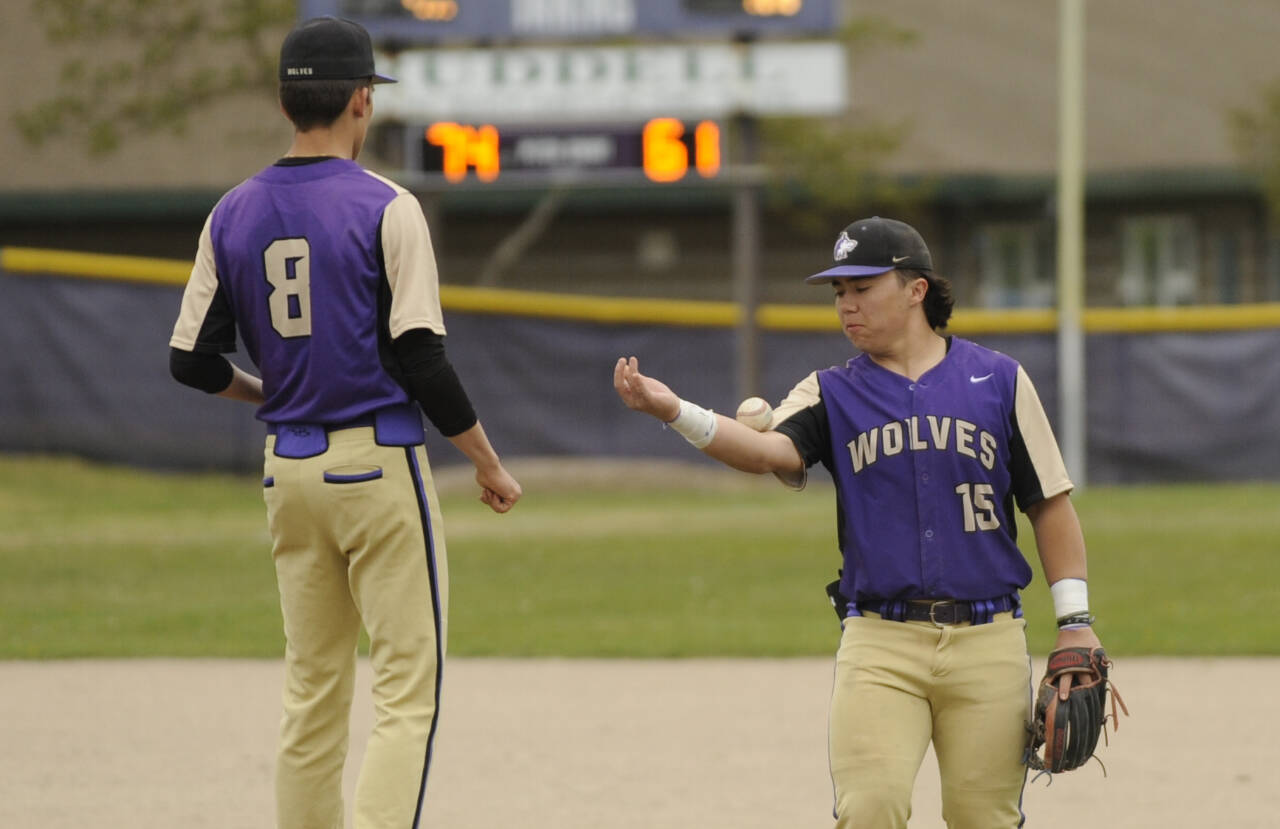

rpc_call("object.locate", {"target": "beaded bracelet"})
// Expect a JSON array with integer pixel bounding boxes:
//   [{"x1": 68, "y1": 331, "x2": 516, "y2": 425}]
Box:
[{"x1": 1057, "y1": 612, "x2": 1096, "y2": 630}]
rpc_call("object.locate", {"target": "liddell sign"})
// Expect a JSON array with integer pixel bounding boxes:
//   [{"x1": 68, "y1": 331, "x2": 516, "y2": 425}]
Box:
[{"x1": 374, "y1": 41, "x2": 847, "y2": 122}]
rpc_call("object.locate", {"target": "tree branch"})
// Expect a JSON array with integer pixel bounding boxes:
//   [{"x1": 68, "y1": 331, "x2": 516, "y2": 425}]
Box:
[{"x1": 16, "y1": 0, "x2": 291, "y2": 155}]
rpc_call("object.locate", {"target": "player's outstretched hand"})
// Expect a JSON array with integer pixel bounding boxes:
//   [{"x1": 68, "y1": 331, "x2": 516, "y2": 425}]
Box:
[
  {"x1": 613, "y1": 356, "x2": 680, "y2": 422},
  {"x1": 476, "y1": 464, "x2": 522, "y2": 514}
]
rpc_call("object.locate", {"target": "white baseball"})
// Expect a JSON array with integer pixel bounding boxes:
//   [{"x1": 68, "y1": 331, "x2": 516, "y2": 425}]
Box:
[{"x1": 735, "y1": 396, "x2": 773, "y2": 431}]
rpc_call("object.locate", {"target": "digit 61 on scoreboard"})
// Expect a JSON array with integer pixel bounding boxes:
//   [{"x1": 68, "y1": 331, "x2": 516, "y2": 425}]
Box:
[{"x1": 641, "y1": 118, "x2": 721, "y2": 183}]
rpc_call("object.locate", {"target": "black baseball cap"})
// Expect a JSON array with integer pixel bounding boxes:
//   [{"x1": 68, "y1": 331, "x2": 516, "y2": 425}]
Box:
[
  {"x1": 805, "y1": 217, "x2": 933, "y2": 283},
  {"x1": 279, "y1": 17, "x2": 396, "y2": 84}
]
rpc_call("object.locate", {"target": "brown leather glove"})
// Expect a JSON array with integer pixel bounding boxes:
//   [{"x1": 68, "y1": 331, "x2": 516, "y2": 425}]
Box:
[{"x1": 1027, "y1": 647, "x2": 1129, "y2": 773}]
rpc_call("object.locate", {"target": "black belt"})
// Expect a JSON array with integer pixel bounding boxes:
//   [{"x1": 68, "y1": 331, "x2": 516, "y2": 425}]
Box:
[
  {"x1": 854, "y1": 594, "x2": 1020, "y2": 626},
  {"x1": 901, "y1": 600, "x2": 972, "y2": 625}
]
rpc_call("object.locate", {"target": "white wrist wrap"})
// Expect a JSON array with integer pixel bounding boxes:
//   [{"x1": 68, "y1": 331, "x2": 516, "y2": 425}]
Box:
[
  {"x1": 1050, "y1": 578, "x2": 1089, "y2": 620},
  {"x1": 667, "y1": 399, "x2": 718, "y2": 449}
]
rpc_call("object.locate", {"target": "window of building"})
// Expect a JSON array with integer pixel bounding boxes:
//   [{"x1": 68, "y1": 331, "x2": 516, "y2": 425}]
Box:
[
  {"x1": 1268, "y1": 235, "x2": 1280, "y2": 302},
  {"x1": 1119, "y1": 215, "x2": 1198, "y2": 306},
  {"x1": 976, "y1": 222, "x2": 1054, "y2": 308},
  {"x1": 1208, "y1": 230, "x2": 1241, "y2": 304}
]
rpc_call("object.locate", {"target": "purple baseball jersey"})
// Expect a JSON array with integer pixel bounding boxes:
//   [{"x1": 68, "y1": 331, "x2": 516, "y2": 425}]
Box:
[
  {"x1": 773, "y1": 337, "x2": 1072, "y2": 604},
  {"x1": 170, "y1": 158, "x2": 446, "y2": 425}
]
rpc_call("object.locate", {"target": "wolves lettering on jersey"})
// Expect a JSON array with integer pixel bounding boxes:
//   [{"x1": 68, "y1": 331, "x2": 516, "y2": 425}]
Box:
[
  {"x1": 846, "y1": 415, "x2": 998, "y2": 474},
  {"x1": 813, "y1": 338, "x2": 1044, "y2": 602}
]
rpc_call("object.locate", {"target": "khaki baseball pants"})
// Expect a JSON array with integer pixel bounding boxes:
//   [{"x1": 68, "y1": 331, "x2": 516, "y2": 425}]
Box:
[
  {"x1": 263, "y1": 428, "x2": 448, "y2": 829},
  {"x1": 829, "y1": 613, "x2": 1031, "y2": 829}
]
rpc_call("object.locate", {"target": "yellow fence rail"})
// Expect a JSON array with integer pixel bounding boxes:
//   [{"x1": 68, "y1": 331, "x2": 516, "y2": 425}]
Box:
[{"x1": 6, "y1": 246, "x2": 1280, "y2": 334}]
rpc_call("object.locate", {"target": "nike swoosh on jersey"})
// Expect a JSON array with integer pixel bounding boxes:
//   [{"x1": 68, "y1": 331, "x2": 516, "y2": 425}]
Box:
[{"x1": 969, "y1": 373, "x2": 995, "y2": 383}]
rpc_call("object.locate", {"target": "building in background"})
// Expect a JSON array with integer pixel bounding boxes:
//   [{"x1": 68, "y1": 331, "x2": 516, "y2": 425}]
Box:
[{"x1": 2, "y1": 0, "x2": 1278, "y2": 308}]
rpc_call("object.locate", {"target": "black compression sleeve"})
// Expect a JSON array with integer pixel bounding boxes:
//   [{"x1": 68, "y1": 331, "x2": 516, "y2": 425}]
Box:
[
  {"x1": 169, "y1": 348, "x2": 234, "y2": 394},
  {"x1": 392, "y1": 329, "x2": 478, "y2": 438},
  {"x1": 774, "y1": 402, "x2": 831, "y2": 470}
]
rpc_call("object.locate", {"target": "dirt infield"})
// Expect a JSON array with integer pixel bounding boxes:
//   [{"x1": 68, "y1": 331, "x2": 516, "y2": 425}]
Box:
[{"x1": 3, "y1": 657, "x2": 1274, "y2": 828}]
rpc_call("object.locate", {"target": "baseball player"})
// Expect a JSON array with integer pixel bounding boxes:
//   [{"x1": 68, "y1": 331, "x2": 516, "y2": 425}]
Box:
[
  {"x1": 613, "y1": 216, "x2": 1106, "y2": 828},
  {"x1": 168, "y1": 17, "x2": 521, "y2": 829}
]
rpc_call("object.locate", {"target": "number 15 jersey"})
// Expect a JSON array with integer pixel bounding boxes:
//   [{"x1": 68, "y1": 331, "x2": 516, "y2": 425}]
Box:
[{"x1": 772, "y1": 337, "x2": 1073, "y2": 605}]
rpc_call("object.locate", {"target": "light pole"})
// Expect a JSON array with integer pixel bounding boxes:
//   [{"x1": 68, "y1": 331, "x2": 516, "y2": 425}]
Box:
[{"x1": 1057, "y1": 0, "x2": 1087, "y2": 485}]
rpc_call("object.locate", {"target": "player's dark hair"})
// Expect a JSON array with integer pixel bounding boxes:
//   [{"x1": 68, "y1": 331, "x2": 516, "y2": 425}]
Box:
[
  {"x1": 898, "y1": 269, "x2": 955, "y2": 330},
  {"x1": 279, "y1": 78, "x2": 370, "y2": 131}
]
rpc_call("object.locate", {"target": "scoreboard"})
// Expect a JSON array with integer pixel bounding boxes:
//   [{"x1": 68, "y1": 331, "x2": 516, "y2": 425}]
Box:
[
  {"x1": 313, "y1": 1, "x2": 844, "y2": 186},
  {"x1": 420, "y1": 119, "x2": 723, "y2": 184},
  {"x1": 301, "y1": 0, "x2": 839, "y2": 43}
]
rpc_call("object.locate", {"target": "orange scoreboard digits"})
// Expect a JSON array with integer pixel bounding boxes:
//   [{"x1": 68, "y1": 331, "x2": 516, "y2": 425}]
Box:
[
  {"x1": 421, "y1": 119, "x2": 722, "y2": 183},
  {"x1": 424, "y1": 122, "x2": 500, "y2": 182},
  {"x1": 641, "y1": 118, "x2": 721, "y2": 183},
  {"x1": 693, "y1": 120, "x2": 721, "y2": 178},
  {"x1": 641, "y1": 118, "x2": 689, "y2": 183}
]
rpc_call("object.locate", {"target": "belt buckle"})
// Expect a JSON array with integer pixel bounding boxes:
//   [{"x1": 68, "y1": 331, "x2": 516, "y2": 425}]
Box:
[{"x1": 928, "y1": 600, "x2": 958, "y2": 627}]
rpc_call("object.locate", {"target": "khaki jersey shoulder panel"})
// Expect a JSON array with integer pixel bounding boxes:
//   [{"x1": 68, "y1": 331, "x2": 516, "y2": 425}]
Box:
[
  {"x1": 773, "y1": 370, "x2": 822, "y2": 427},
  {"x1": 169, "y1": 211, "x2": 219, "y2": 351},
  {"x1": 367, "y1": 172, "x2": 445, "y2": 338},
  {"x1": 1014, "y1": 364, "x2": 1073, "y2": 500}
]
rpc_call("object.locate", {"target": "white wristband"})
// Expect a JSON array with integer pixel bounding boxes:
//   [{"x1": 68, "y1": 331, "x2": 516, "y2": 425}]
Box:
[
  {"x1": 666, "y1": 399, "x2": 718, "y2": 449},
  {"x1": 1050, "y1": 578, "x2": 1089, "y2": 620}
]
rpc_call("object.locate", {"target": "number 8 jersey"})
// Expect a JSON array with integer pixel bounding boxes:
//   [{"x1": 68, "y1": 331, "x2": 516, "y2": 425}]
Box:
[
  {"x1": 169, "y1": 157, "x2": 445, "y2": 425},
  {"x1": 772, "y1": 337, "x2": 1073, "y2": 605}
]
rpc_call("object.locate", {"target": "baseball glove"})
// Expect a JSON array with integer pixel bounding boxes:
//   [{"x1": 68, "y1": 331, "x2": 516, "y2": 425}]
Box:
[{"x1": 1026, "y1": 647, "x2": 1128, "y2": 774}]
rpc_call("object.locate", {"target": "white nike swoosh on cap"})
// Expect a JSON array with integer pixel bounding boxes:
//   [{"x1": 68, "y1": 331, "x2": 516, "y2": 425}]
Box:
[
  {"x1": 970, "y1": 373, "x2": 994, "y2": 383},
  {"x1": 892, "y1": 255, "x2": 911, "y2": 263}
]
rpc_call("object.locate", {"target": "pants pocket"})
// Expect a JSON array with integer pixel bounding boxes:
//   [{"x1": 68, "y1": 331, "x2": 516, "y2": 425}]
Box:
[{"x1": 322, "y1": 465, "x2": 383, "y2": 485}]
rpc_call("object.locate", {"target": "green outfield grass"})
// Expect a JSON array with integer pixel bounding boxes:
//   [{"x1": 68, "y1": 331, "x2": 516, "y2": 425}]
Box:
[{"x1": 1, "y1": 454, "x2": 1277, "y2": 659}]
